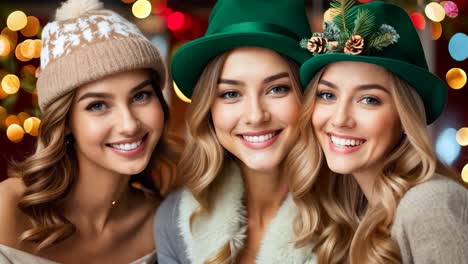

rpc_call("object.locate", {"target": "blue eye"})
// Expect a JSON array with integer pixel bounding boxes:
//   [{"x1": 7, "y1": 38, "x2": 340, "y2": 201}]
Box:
[
  {"x1": 317, "y1": 91, "x2": 335, "y2": 101},
  {"x1": 221, "y1": 91, "x2": 240, "y2": 99},
  {"x1": 133, "y1": 91, "x2": 152, "y2": 103},
  {"x1": 361, "y1": 96, "x2": 381, "y2": 105},
  {"x1": 268, "y1": 85, "x2": 289, "y2": 94},
  {"x1": 86, "y1": 102, "x2": 107, "y2": 111}
]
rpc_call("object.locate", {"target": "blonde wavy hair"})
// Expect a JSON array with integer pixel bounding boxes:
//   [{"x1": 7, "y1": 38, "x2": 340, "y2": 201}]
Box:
[
  {"x1": 286, "y1": 67, "x2": 465, "y2": 264},
  {"x1": 8, "y1": 70, "x2": 180, "y2": 252},
  {"x1": 178, "y1": 50, "x2": 303, "y2": 263}
]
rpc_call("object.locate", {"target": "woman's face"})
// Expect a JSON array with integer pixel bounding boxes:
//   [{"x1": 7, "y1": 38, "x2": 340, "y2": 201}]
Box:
[
  {"x1": 312, "y1": 61, "x2": 402, "y2": 178},
  {"x1": 69, "y1": 69, "x2": 164, "y2": 176},
  {"x1": 211, "y1": 47, "x2": 301, "y2": 173}
]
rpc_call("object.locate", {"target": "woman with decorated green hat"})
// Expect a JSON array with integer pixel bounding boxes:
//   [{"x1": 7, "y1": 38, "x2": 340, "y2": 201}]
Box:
[
  {"x1": 289, "y1": 1, "x2": 468, "y2": 263},
  {"x1": 154, "y1": 0, "x2": 319, "y2": 263}
]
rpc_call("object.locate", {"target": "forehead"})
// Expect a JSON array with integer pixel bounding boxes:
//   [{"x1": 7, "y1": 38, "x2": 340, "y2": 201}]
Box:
[
  {"x1": 75, "y1": 69, "x2": 150, "y2": 97},
  {"x1": 320, "y1": 61, "x2": 393, "y2": 87},
  {"x1": 220, "y1": 47, "x2": 291, "y2": 78}
]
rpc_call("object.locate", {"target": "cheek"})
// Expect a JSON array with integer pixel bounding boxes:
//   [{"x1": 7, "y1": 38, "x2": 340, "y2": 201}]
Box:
[
  {"x1": 211, "y1": 103, "x2": 238, "y2": 134},
  {"x1": 273, "y1": 97, "x2": 301, "y2": 124}
]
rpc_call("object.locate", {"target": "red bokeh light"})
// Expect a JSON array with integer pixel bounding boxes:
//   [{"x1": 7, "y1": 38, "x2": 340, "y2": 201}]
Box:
[
  {"x1": 167, "y1": 11, "x2": 185, "y2": 31},
  {"x1": 410, "y1": 12, "x2": 426, "y2": 30}
]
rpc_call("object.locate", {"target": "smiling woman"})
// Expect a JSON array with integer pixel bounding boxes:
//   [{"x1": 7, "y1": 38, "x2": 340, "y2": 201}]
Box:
[
  {"x1": 0, "y1": 0, "x2": 179, "y2": 263},
  {"x1": 288, "y1": 1, "x2": 468, "y2": 264}
]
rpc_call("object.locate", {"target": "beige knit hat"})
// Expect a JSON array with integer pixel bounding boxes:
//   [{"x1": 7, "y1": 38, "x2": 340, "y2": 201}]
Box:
[{"x1": 37, "y1": 0, "x2": 166, "y2": 110}]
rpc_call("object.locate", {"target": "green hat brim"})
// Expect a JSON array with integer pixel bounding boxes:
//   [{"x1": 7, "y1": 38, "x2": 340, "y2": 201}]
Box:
[
  {"x1": 171, "y1": 32, "x2": 311, "y2": 99},
  {"x1": 300, "y1": 54, "x2": 447, "y2": 124}
]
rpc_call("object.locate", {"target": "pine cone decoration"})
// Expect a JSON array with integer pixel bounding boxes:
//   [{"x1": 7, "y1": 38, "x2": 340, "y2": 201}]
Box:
[
  {"x1": 344, "y1": 35, "x2": 364, "y2": 55},
  {"x1": 307, "y1": 37, "x2": 328, "y2": 53}
]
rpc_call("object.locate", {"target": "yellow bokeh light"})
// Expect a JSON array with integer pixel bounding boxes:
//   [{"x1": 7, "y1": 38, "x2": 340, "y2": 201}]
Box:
[
  {"x1": 456, "y1": 127, "x2": 468, "y2": 146},
  {"x1": 23, "y1": 116, "x2": 41, "y2": 136},
  {"x1": 430, "y1": 22, "x2": 442, "y2": 40},
  {"x1": 20, "y1": 39, "x2": 35, "y2": 58},
  {"x1": 5, "y1": 115, "x2": 20, "y2": 127},
  {"x1": 7, "y1": 11, "x2": 28, "y2": 31},
  {"x1": 0, "y1": 86, "x2": 7, "y2": 99},
  {"x1": 462, "y1": 163, "x2": 468, "y2": 183},
  {"x1": 1, "y1": 74, "x2": 20, "y2": 94},
  {"x1": 425, "y1": 2, "x2": 446, "y2": 22},
  {"x1": 0, "y1": 35, "x2": 11, "y2": 56},
  {"x1": 15, "y1": 43, "x2": 31, "y2": 62},
  {"x1": 17, "y1": 112, "x2": 30, "y2": 125},
  {"x1": 20, "y1": 16, "x2": 40, "y2": 37},
  {"x1": 2, "y1": 27, "x2": 18, "y2": 48},
  {"x1": 446, "y1": 68, "x2": 467, "y2": 89},
  {"x1": 7, "y1": 124, "x2": 24, "y2": 143},
  {"x1": 132, "y1": 0, "x2": 152, "y2": 19},
  {"x1": 32, "y1": 39, "x2": 42, "y2": 58},
  {"x1": 173, "y1": 81, "x2": 191, "y2": 103}
]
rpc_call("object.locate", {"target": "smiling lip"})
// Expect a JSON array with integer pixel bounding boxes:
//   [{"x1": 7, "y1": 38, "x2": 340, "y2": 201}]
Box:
[
  {"x1": 327, "y1": 132, "x2": 366, "y2": 154},
  {"x1": 239, "y1": 130, "x2": 281, "y2": 149},
  {"x1": 107, "y1": 134, "x2": 147, "y2": 156}
]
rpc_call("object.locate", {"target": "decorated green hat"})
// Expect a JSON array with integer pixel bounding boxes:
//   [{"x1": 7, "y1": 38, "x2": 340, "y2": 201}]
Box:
[
  {"x1": 300, "y1": 1, "x2": 447, "y2": 124},
  {"x1": 171, "y1": 0, "x2": 312, "y2": 99}
]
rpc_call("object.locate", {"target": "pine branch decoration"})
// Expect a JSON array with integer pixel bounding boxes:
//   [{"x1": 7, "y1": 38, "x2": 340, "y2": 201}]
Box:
[
  {"x1": 368, "y1": 24, "x2": 400, "y2": 50},
  {"x1": 330, "y1": 0, "x2": 355, "y2": 34},
  {"x1": 353, "y1": 9, "x2": 375, "y2": 38}
]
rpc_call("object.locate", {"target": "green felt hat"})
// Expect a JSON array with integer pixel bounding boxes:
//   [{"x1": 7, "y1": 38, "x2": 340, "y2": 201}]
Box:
[
  {"x1": 171, "y1": 0, "x2": 312, "y2": 99},
  {"x1": 300, "y1": 1, "x2": 447, "y2": 124}
]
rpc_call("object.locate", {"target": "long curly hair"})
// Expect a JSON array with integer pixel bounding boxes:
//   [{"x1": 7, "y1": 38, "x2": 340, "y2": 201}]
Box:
[
  {"x1": 178, "y1": 50, "x2": 304, "y2": 263},
  {"x1": 8, "y1": 70, "x2": 180, "y2": 252},
  {"x1": 286, "y1": 68, "x2": 465, "y2": 264}
]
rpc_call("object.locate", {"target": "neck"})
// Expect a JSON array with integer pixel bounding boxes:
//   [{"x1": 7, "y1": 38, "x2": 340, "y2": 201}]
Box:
[
  {"x1": 352, "y1": 168, "x2": 380, "y2": 206},
  {"x1": 240, "y1": 165, "x2": 288, "y2": 227},
  {"x1": 64, "y1": 166, "x2": 133, "y2": 234}
]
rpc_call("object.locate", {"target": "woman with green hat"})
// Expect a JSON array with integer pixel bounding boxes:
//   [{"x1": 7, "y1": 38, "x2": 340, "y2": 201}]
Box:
[
  {"x1": 290, "y1": 1, "x2": 468, "y2": 263},
  {"x1": 154, "y1": 0, "x2": 318, "y2": 263}
]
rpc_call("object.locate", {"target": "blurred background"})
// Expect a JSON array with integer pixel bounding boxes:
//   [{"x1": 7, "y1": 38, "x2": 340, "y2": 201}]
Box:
[{"x1": 0, "y1": 0, "x2": 467, "y2": 183}]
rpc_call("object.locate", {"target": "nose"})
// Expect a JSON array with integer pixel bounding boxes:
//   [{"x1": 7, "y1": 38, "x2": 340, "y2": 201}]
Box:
[
  {"x1": 245, "y1": 96, "x2": 270, "y2": 125},
  {"x1": 118, "y1": 106, "x2": 141, "y2": 136},
  {"x1": 331, "y1": 100, "x2": 355, "y2": 128}
]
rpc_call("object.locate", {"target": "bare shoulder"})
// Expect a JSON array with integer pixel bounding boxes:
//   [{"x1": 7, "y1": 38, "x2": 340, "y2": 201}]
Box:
[{"x1": 0, "y1": 177, "x2": 28, "y2": 246}]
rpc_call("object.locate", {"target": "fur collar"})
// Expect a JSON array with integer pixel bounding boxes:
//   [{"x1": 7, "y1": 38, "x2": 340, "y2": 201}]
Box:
[{"x1": 178, "y1": 161, "x2": 317, "y2": 264}]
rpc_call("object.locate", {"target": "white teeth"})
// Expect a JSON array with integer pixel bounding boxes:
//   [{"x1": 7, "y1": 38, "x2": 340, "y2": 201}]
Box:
[
  {"x1": 242, "y1": 132, "x2": 275, "y2": 143},
  {"x1": 111, "y1": 140, "x2": 143, "y2": 151},
  {"x1": 330, "y1": 135, "x2": 364, "y2": 147}
]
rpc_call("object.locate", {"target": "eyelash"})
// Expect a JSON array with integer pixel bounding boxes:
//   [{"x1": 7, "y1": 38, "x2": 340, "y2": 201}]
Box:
[
  {"x1": 268, "y1": 85, "x2": 290, "y2": 95},
  {"x1": 85, "y1": 91, "x2": 154, "y2": 112},
  {"x1": 316, "y1": 91, "x2": 336, "y2": 101},
  {"x1": 316, "y1": 91, "x2": 382, "y2": 105}
]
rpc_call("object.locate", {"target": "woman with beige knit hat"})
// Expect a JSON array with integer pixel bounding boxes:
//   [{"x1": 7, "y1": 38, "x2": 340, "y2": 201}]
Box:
[{"x1": 0, "y1": 0, "x2": 178, "y2": 263}]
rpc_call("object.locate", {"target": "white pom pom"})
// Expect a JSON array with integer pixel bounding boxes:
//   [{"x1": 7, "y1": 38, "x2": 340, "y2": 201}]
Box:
[{"x1": 55, "y1": 0, "x2": 104, "y2": 21}]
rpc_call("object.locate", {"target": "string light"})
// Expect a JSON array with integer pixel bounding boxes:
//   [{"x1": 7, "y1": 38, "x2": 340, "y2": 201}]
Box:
[
  {"x1": 7, "y1": 11, "x2": 28, "y2": 31},
  {"x1": 6, "y1": 124, "x2": 24, "y2": 143},
  {"x1": 446, "y1": 68, "x2": 466, "y2": 89}
]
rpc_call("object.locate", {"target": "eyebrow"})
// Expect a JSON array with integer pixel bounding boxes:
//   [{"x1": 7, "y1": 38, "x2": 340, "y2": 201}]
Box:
[
  {"x1": 77, "y1": 79, "x2": 153, "y2": 102},
  {"x1": 218, "y1": 72, "x2": 290, "y2": 86},
  {"x1": 319, "y1": 79, "x2": 390, "y2": 94}
]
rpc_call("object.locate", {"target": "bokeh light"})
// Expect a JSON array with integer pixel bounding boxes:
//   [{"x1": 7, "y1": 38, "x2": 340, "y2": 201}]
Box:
[
  {"x1": 15, "y1": 43, "x2": 31, "y2": 62},
  {"x1": 435, "y1": 128, "x2": 461, "y2": 165},
  {"x1": 425, "y1": 2, "x2": 446, "y2": 22},
  {"x1": 20, "y1": 16, "x2": 40, "y2": 37},
  {"x1": 441, "y1": 1, "x2": 459, "y2": 18},
  {"x1": 23, "y1": 117, "x2": 41, "y2": 136},
  {"x1": 430, "y1": 22, "x2": 442, "y2": 40},
  {"x1": 5, "y1": 115, "x2": 20, "y2": 127},
  {"x1": 17, "y1": 112, "x2": 30, "y2": 125},
  {"x1": 0, "y1": 35, "x2": 11, "y2": 56},
  {"x1": 357, "y1": 0, "x2": 373, "y2": 3},
  {"x1": 167, "y1": 12, "x2": 185, "y2": 31},
  {"x1": 7, "y1": 11, "x2": 28, "y2": 31},
  {"x1": 1, "y1": 74, "x2": 20, "y2": 94},
  {"x1": 173, "y1": 81, "x2": 191, "y2": 103},
  {"x1": 6, "y1": 124, "x2": 24, "y2": 143},
  {"x1": 456, "y1": 127, "x2": 468, "y2": 146},
  {"x1": 448, "y1": 33, "x2": 468, "y2": 61},
  {"x1": 410, "y1": 12, "x2": 426, "y2": 30},
  {"x1": 132, "y1": 0, "x2": 152, "y2": 19},
  {"x1": 462, "y1": 164, "x2": 468, "y2": 183},
  {"x1": 1, "y1": 27, "x2": 18, "y2": 48},
  {"x1": 446, "y1": 68, "x2": 467, "y2": 89}
]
